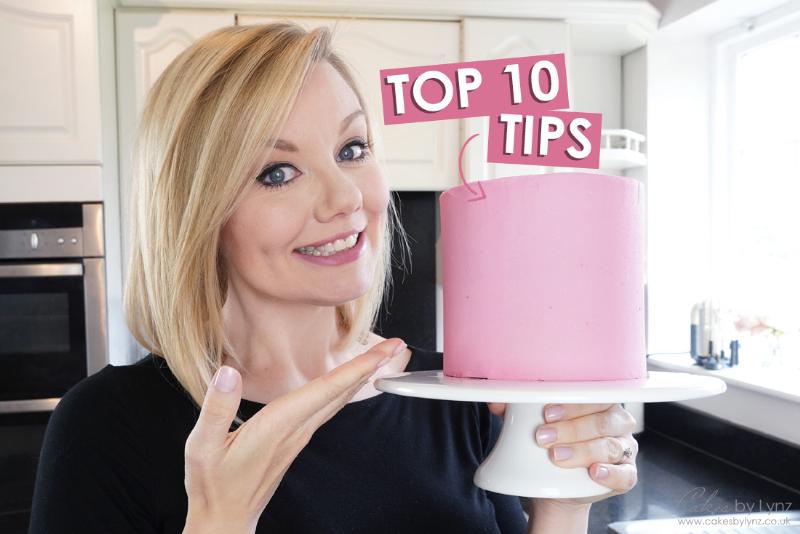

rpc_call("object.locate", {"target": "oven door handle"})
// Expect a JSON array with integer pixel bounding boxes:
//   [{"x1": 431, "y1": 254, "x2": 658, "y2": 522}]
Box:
[{"x1": 0, "y1": 262, "x2": 83, "y2": 278}]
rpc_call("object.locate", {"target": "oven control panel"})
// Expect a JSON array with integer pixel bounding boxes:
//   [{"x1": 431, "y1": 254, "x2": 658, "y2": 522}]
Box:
[{"x1": 0, "y1": 228, "x2": 84, "y2": 258}]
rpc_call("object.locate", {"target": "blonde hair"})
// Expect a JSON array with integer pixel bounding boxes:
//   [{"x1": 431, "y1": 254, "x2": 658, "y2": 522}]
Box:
[{"x1": 123, "y1": 22, "x2": 410, "y2": 426}]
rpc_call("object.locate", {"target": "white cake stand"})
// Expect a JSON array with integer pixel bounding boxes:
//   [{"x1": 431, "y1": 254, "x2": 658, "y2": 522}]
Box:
[{"x1": 374, "y1": 369, "x2": 726, "y2": 498}]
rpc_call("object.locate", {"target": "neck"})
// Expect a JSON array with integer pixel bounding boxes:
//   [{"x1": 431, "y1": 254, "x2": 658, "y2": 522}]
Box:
[{"x1": 221, "y1": 281, "x2": 368, "y2": 403}]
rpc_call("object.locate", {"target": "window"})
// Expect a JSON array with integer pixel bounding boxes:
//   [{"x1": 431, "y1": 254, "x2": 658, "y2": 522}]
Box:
[{"x1": 712, "y1": 15, "x2": 800, "y2": 371}]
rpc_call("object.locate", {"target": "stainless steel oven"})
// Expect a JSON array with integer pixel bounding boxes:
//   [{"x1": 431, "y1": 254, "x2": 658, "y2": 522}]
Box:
[{"x1": 0, "y1": 202, "x2": 107, "y2": 413}]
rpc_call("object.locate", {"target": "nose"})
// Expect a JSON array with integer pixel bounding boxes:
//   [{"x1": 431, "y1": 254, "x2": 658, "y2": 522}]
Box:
[{"x1": 313, "y1": 163, "x2": 363, "y2": 221}]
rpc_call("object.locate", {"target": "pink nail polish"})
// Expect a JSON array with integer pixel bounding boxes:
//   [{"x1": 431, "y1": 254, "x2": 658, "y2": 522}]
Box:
[
  {"x1": 553, "y1": 446, "x2": 572, "y2": 461},
  {"x1": 213, "y1": 366, "x2": 237, "y2": 393},
  {"x1": 536, "y1": 427, "x2": 557, "y2": 445},
  {"x1": 596, "y1": 465, "x2": 609, "y2": 479},
  {"x1": 545, "y1": 404, "x2": 565, "y2": 422}
]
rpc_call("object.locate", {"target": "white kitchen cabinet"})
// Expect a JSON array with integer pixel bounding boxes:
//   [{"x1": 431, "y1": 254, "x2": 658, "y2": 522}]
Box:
[
  {"x1": 237, "y1": 14, "x2": 460, "y2": 191},
  {"x1": 0, "y1": 0, "x2": 102, "y2": 166},
  {"x1": 115, "y1": 9, "x2": 235, "y2": 279},
  {"x1": 461, "y1": 18, "x2": 571, "y2": 182},
  {"x1": 0, "y1": 165, "x2": 102, "y2": 202},
  {"x1": 463, "y1": 17, "x2": 647, "y2": 179}
]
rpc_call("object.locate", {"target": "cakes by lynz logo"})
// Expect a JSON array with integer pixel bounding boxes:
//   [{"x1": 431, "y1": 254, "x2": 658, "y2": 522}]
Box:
[{"x1": 379, "y1": 53, "x2": 602, "y2": 169}]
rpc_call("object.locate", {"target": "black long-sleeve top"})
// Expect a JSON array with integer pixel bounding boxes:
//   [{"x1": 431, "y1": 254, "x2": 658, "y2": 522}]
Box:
[{"x1": 29, "y1": 343, "x2": 528, "y2": 533}]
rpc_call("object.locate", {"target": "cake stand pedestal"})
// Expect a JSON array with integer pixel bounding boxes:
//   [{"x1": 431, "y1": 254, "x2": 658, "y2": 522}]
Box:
[{"x1": 375, "y1": 370, "x2": 726, "y2": 499}]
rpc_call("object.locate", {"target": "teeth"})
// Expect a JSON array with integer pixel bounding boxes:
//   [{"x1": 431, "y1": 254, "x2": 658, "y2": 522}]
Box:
[{"x1": 297, "y1": 233, "x2": 359, "y2": 257}]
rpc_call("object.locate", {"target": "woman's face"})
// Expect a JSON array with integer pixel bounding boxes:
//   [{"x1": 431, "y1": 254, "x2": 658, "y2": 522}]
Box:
[{"x1": 220, "y1": 61, "x2": 390, "y2": 306}]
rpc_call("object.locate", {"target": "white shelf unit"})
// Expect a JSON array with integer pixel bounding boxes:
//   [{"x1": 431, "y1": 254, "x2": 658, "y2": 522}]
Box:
[{"x1": 599, "y1": 129, "x2": 647, "y2": 171}]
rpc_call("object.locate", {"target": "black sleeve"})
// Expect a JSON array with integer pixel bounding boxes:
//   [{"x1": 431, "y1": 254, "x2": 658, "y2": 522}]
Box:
[
  {"x1": 28, "y1": 370, "x2": 161, "y2": 533},
  {"x1": 478, "y1": 402, "x2": 529, "y2": 533}
]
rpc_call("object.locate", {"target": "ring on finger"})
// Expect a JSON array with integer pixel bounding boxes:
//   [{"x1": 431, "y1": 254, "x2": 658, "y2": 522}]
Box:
[{"x1": 617, "y1": 446, "x2": 633, "y2": 464}]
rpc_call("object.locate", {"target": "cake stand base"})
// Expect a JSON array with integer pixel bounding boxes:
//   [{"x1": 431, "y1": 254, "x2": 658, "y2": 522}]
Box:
[
  {"x1": 375, "y1": 370, "x2": 726, "y2": 499},
  {"x1": 475, "y1": 402, "x2": 612, "y2": 498}
]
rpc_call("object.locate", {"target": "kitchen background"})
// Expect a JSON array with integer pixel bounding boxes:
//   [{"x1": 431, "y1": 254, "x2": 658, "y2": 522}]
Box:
[{"x1": 1, "y1": 0, "x2": 799, "y2": 532}]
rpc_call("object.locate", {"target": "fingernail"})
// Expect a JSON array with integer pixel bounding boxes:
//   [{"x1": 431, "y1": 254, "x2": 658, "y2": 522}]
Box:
[
  {"x1": 536, "y1": 427, "x2": 557, "y2": 445},
  {"x1": 545, "y1": 404, "x2": 565, "y2": 422},
  {"x1": 596, "y1": 465, "x2": 610, "y2": 479},
  {"x1": 213, "y1": 366, "x2": 237, "y2": 393},
  {"x1": 376, "y1": 356, "x2": 391, "y2": 369},
  {"x1": 392, "y1": 341, "x2": 407, "y2": 357},
  {"x1": 553, "y1": 446, "x2": 572, "y2": 461}
]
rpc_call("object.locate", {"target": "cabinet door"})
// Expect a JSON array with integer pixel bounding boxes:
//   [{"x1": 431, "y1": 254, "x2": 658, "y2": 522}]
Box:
[
  {"x1": 237, "y1": 15, "x2": 460, "y2": 191},
  {"x1": 462, "y1": 18, "x2": 570, "y2": 181},
  {"x1": 0, "y1": 0, "x2": 101, "y2": 164},
  {"x1": 115, "y1": 10, "x2": 235, "y2": 281}
]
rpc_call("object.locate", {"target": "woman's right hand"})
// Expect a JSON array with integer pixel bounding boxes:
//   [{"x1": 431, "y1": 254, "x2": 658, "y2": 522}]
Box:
[{"x1": 182, "y1": 338, "x2": 408, "y2": 534}]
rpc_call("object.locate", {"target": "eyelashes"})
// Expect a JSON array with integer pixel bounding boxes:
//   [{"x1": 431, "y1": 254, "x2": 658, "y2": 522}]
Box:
[
  {"x1": 255, "y1": 164, "x2": 299, "y2": 190},
  {"x1": 255, "y1": 138, "x2": 374, "y2": 190}
]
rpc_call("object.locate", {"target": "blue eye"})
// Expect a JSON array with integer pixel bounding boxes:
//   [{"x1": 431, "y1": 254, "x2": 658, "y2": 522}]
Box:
[
  {"x1": 255, "y1": 138, "x2": 372, "y2": 190},
  {"x1": 255, "y1": 163, "x2": 300, "y2": 189},
  {"x1": 337, "y1": 139, "x2": 371, "y2": 162}
]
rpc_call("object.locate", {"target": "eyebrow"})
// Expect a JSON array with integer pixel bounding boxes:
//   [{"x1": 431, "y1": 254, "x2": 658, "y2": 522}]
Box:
[{"x1": 267, "y1": 109, "x2": 365, "y2": 152}]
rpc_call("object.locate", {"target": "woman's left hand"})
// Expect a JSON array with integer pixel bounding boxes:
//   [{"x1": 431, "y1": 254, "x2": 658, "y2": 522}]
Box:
[{"x1": 487, "y1": 402, "x2": 639, "y2": 508}]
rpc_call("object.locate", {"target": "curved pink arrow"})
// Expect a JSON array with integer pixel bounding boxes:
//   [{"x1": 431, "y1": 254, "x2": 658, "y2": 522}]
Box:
[{"x1": 458, "y1": 133, "x2": 486, "y2": 202}]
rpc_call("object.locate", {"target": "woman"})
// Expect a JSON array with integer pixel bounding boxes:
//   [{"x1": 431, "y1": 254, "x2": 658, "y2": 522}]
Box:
[{"x1": 29, "y1": 23, "x2": 638, "y2": 533}]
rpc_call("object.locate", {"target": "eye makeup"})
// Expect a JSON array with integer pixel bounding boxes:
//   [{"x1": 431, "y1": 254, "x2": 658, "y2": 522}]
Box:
[{"x1": 255, "y1": 137, "x2": 374, "y2": 190}]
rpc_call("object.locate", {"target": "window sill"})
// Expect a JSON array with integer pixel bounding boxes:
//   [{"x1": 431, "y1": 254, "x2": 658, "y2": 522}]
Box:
[{"x1": 647, "y1": 353, "x2": 800, "y2": 405}]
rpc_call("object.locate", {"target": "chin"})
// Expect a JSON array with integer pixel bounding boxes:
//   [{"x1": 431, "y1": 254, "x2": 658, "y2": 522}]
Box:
[
  {"x1": 295, "y1": 271, "x2": 370, "y2": 305},
  {"x1": 328, "y1": 282, "x2": 373, "y2": 306}
]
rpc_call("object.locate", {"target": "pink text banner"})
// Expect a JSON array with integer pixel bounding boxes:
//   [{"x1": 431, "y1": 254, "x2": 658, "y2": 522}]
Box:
[
  {"x1": 379, "y1": 54, "x2": 570, "y2": 125},
  {"x1": 486, "y1": 111, "x2": 603, "y2": 169}
]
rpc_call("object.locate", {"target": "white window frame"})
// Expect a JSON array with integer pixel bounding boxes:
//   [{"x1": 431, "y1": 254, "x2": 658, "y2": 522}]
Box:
[
  {"x1": 709, "y1": 8, "x2": 800, "y2": 369},
  {"x1": 646, "y1": 1, "x2": 800, "y2": 447}
]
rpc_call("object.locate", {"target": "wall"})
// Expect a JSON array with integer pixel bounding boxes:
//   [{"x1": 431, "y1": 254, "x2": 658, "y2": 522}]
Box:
[
  {"x1": 646, "y1": 28, "x2": 711, "y2": 355},
  {"x1": 570, "y1": 53, "x2": 622, "y2": 128}
]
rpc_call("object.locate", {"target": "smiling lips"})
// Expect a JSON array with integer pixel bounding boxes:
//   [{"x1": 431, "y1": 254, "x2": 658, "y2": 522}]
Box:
[{"x1": 295, "y1": 227, "x2": 364, "y2": 253}]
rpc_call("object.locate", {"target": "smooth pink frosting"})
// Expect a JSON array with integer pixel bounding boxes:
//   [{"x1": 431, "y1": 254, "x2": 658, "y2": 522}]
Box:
[{"x1": 439, "y1": 172, "x2": 646, "y2": 381}]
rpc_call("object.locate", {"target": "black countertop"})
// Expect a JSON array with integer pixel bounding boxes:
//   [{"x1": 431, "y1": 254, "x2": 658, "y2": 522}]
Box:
[
  {"x1": 588, "y1": 402, "x2": 800, "y2": 533},
  {"x1": 588, "y1": 430, "x2": 799, "y2": 532}
]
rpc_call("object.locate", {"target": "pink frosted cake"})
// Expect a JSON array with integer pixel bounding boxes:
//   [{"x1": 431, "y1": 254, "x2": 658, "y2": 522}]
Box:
[{"x1": 439, "y1": 172, "x2": 646, "y2": 381}]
